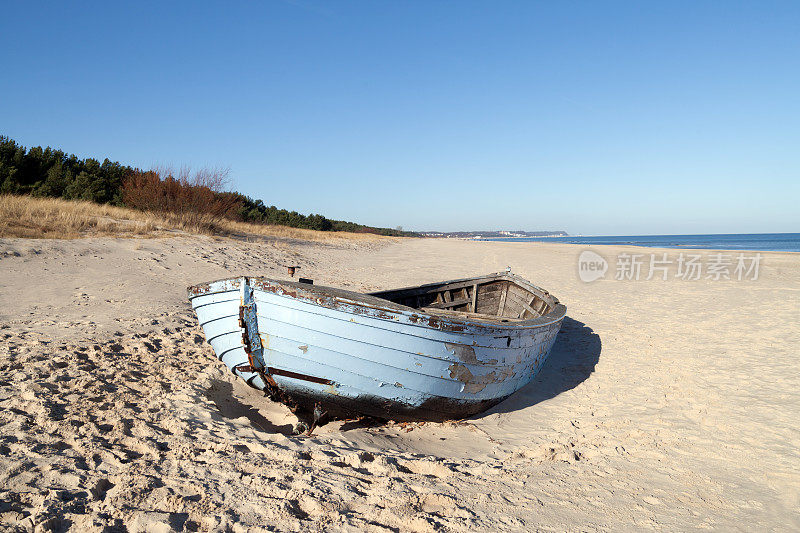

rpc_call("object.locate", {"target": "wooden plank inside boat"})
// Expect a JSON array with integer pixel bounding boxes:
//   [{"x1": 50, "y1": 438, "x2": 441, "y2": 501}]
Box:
[{"x1": 370, "y1": 272, "x2": 555, "y2": 322}]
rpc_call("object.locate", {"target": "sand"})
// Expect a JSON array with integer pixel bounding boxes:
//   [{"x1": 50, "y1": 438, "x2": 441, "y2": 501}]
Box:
[{"x1": 1, "y1": 235, "x2": 798, "y2": 531}]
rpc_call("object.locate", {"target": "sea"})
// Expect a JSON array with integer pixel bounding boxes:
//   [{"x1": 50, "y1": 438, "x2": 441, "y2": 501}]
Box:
[{"x1": 485, "y1": 233, "x2": 800, "y2": 253}]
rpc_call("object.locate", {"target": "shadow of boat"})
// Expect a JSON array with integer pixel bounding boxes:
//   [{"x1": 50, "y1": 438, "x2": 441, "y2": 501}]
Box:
[
  {"x1": 475, "y1": 316, "x2": 601, "y2": 418},
  {"x1": 205, "y1": 379, "x2": 295, "y2": 435}
]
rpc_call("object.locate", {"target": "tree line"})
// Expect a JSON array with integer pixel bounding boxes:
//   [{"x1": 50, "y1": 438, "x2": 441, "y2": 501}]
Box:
[{"x1": 0, "y1": 136, "x2": 416, "y2": 236}]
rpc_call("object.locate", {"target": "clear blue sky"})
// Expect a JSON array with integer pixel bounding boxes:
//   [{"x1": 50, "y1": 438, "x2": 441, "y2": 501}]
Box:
[{"x1": 1, "y1": 1, "x2": 798, "y2": 234}]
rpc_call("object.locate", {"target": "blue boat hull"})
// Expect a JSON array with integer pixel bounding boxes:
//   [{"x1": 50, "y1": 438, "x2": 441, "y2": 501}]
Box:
[{"x1": 188, "y1": 275, "x2": 565, "y2": 422}]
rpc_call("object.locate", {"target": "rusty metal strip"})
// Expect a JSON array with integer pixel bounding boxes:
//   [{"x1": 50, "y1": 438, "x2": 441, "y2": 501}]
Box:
[
  {"x1": 233, "y1": 363, "x2": 258, "y2": 373},
  {"x1": 238, "y1": 279, "x2": 308, "y2": 412},
  {"x1": 239, "y1": 277, "x2": 266, "y2": 371},
  {"x1": 267, "y1": 367, "x2": 334, "y2": 385}
]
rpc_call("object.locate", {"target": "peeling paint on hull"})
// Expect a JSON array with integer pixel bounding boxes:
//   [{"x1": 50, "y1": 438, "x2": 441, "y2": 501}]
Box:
[{"x1": 188, "y1": 275, "x2": 566, "y2": 421}]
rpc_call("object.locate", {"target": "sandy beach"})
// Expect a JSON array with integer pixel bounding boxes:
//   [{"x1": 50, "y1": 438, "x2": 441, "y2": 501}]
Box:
[{"x1": 1, "y1": 235, "x2": 798, "y2": 531}]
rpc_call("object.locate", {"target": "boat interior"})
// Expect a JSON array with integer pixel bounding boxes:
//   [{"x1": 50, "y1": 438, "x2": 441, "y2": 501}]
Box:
[{"x1": 370, "y1": 274, "x2": 556, "y2": 322}]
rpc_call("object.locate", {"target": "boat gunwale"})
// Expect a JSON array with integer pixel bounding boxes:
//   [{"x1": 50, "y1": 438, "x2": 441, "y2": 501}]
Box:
[{"x1": 187, "y1": 272, "x2": 566, "y2": 332}]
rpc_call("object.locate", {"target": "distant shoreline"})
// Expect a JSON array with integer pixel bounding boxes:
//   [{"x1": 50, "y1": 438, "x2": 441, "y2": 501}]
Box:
[
  {"x1": 479, "y1": 232, "x2": 800, "y2": 253},
  {"x1": 421, "y1": 231, "x2": 568, "y2": 239}
]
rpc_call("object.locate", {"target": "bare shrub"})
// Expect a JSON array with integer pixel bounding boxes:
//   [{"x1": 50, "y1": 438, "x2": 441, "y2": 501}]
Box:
[{"x1": 122, "y1": 166, "x2": 241, "y2": 229}]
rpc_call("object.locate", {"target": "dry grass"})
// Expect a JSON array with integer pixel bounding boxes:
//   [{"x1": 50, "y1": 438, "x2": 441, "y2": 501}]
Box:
[{"x1": 0, "y1": 195, "x2": 389, "y2": 243}]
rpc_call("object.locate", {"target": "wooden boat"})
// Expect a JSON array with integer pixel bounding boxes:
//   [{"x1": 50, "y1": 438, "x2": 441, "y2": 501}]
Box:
[{"x1": 187, "y1": 271, "x2": 566, "y2": 430}]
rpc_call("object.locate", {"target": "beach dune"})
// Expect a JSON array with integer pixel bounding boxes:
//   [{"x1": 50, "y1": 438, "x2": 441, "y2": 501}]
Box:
[{"x1": 0, "y1": 236, "x2": 798, "y2": 531}]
